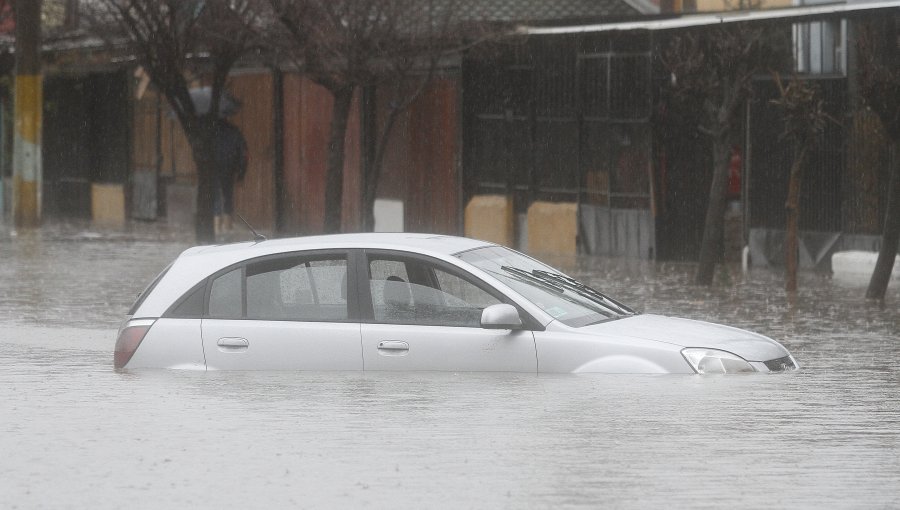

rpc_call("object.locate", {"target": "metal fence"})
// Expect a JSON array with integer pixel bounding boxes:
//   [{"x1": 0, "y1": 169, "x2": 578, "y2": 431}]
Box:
[{"x1": 463, "y1": 33, "x2": 656, "y2": 257}]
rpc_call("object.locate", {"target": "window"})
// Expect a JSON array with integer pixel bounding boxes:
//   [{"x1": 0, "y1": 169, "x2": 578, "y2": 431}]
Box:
[
  {"x1": 247, "y1": 257, "x2": 348, "y2": 321},
  {"x1": 368, "y1": 257, "x2": 501, "y2": 327},
  {"x1": 206, "y1": 255, "x2": 348, "y2": 321},
  {"x1": 793, "y1": 19, "x2": 845, "y2": 75},
  {"x1": 792, "y1": 0, "x2": 846, "y2": 75},
  {"x1": 209, "y1": 268, "x2": 242, "y2": 319}
]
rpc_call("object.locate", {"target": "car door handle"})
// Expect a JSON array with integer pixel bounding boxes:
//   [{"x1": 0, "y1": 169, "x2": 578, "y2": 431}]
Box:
[
  {"x1": 217, "y1": 337, "x2": 249, "y2": 351},
  {"x1": 377, "y1": 340, "x2": 409, "y2": 351}
]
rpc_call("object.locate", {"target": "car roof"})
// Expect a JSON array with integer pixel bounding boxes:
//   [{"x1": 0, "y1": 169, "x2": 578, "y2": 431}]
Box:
[
  {"x1": 182, "y1": 232, "x2": 494, "y2": 259},
  {"x1": 133, "y1": 233, "x2": 498, "y2": 318}
]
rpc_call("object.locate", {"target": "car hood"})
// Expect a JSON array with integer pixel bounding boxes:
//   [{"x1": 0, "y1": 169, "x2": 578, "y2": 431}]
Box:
[{"x1": 579, "y1": 314, "x2": 789, "y2": 362}]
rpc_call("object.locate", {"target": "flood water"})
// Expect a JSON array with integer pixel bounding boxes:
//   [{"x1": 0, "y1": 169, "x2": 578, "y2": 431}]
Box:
[{"x1": 2, "y1": 223, "x2": 899, "y2": 509}]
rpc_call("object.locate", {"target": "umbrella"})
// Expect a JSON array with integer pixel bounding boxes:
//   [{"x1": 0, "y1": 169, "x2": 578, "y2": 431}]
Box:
[{"x1": 188, "y1": 87, "x2": 240, "y2": 117}]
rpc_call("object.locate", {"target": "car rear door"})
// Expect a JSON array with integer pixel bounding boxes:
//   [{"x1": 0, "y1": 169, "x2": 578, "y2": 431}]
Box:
[
  {"x1": 359, "y1": 251, "x2": 537, "y2": 372},
  {"x1": 201, "y1": 250, "x2": 362, "y2": 370}
]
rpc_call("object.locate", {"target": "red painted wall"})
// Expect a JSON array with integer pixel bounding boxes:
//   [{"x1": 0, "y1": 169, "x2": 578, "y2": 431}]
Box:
[
  {"x1": 377, "y1": 75, "x2": 461, "y2": 235},
  {"x1": 282, "y1": 74, "x2": 362, "y2": 234}
]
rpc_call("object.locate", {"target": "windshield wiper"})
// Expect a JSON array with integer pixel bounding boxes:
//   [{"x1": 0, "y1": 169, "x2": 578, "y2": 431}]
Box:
[
  {"x1": 499, "y1": 265, "x2": 634, "y2": 317},
  {"x1": 528, "y1": 269, "x2": 635, "y2": 316},
  {"x1": 499, "y1": 266, "x2": 566, "y2": 294}
]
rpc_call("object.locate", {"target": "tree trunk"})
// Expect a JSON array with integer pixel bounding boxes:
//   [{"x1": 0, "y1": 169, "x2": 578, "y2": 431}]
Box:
[
  {"x1": 188, "y1": 118, "x2": 217, "y2": 244},
  {"x1": 323, "y1": 87, "x2": 354, "y2": 234},
  {"x1": 695, "y1": 136, "x2": 733, "y2": 285},
  {"x1": 866, "y1": 141, "x2": 900, "y2": 300},
  {"x1": 362, "y1": 105, "x2": 403, "y2": 232},
  {"x1": 784, "y1": 145, "x2": 809, "y2": 293}
]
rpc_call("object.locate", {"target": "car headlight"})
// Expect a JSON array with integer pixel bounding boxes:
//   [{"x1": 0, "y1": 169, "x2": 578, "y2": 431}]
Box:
[{"x1": 681, "y1": 348, "x2": 756, "y2": 374}]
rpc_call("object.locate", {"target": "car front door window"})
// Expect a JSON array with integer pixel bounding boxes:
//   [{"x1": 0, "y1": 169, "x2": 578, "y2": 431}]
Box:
[{"x1": 368, "y1": 257, "x2": 501, "y2": 327}]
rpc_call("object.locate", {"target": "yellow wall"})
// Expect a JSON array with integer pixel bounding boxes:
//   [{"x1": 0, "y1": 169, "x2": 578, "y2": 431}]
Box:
[
  {"x1": 527, "y1": 201, "x2": 578, "y2": 256},
  {"x1": 464, "y1": 195, "x2": 514, "y2": 247},
  {"x1": 695, "y1": 0, "x2": 791, "y2": 11},
  {"x1": 91, "y1": 183, "x2": 126, "y2": 227}
]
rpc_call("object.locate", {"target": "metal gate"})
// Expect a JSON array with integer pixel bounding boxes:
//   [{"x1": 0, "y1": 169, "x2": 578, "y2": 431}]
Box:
[{"x1": 463, "y1": 33, "x2": 655, "y2": 257}]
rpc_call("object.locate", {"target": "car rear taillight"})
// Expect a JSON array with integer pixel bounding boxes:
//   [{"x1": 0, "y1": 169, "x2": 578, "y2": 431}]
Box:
[{"x1": 114, "y1": 319, "x2": 155, "y2": 369}]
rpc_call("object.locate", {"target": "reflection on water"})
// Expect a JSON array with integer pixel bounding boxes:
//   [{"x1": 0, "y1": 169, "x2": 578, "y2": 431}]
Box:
[{"x1": 1, "y1": 224, "x2": 899, "y2": 508}]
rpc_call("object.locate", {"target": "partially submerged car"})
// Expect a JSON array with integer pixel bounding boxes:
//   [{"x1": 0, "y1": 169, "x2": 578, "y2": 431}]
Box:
[{"x1": 115, "y1": 233, "x2": 798, "y2": 374}]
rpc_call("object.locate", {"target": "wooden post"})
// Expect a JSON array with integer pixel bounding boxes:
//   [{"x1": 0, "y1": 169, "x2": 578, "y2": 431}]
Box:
[{"x1": 12, "y1": 0, "x2": 42, "y2": 228}]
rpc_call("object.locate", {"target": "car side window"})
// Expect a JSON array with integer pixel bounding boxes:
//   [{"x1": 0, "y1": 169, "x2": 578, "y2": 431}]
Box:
[
  {"x1": 209, "y1": 268, "x2": 242, "y2": 318},
  {"x1": 206, "y1": 255, "x2": 348, "y2": 321},
  {"x1": 368, "y1": 257, "x2": 501, "y2": 327},
  {"x1": 433, "y1": 269, "x2": 498, "y2": 309},
  {"x1": 246, "y1": 257, "x2": 348, "y2": 321}
]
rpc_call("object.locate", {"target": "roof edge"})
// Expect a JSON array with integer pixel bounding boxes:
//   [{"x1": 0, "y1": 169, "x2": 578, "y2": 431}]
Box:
[{"x1": 621, "y1": 0, "x2": 661, "y2": 15}]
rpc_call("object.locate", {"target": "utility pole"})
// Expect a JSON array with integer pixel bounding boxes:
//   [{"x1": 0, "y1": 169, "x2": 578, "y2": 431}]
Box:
[{"x1": 12, "y1": 0, "x2": 42, "y2": 228}]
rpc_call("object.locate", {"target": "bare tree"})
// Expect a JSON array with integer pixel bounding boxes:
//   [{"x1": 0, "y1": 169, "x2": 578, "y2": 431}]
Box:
[
  {"x1": 269, "y1": 0, "x2": 489, "y2": 233},
  {"x1": 0, "y1": 0, "x2": 11, "y2": 28},
  {"x1": 86, "y1": 0, "x2": 263, "y2": 242},
  {"x1": 858, "y1": 17, "x2": 900, "y2": 301},
  {"x1": 770, "y1": 74, "x2": 830, "y2": 292},
  {"x1": 0, "y1": 1, "x2": 14, "y2": 59},
  {"x1": 661, "y1": 24, "x2": 789, "y2": 285}
]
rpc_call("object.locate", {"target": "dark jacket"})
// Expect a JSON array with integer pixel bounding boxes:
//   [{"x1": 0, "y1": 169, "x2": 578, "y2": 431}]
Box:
[{"x1": 215, "y1": 120, "x2": 248, "y2": 181}]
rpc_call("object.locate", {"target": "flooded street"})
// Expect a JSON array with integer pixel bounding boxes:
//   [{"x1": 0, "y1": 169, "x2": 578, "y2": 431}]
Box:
[{"x1": 2, "y1": 224, "x2": 899, "y2": 509}]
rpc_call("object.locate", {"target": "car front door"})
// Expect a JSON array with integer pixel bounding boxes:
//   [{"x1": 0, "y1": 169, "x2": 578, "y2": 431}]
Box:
[
  {"x1": 201, "y1": 251, "x2": 362, "y2": 370},
  {"x1": 359, "y1": 252, "x2": 537, "y2": 372}
]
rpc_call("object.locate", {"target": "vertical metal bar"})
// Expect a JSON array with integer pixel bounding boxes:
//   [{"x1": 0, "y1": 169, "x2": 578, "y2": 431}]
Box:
[
  {"x1": 743, "y1": 97, "x2": 752, "y2": 248},
  {"x1": 456, "y1": 63, "x2": 465, "y2": 235},
  {"x1": 606, "y1": 46, "x2": 613, "y2": 254},
  {"x1": 647, "y1": 33, "x2": 656, "y2": 259},
  {"x1": 575, "y1": 36, "x2": 584, "y2": 253},
  {"x1": 0, "y1": 94, "x2": 5, "y2": 218}
]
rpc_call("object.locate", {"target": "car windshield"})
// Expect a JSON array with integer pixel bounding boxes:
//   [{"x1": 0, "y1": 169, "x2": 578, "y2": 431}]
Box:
[{"x1": 457, "y1": 246, "x2": 635, "y2": 327}]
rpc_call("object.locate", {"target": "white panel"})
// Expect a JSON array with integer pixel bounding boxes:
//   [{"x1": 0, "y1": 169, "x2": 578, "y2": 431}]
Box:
[
  {"x1": 361, "y1": 324, "x2": 536, "y2": 372},
  {"x1": 202, "y1": 320, "x2": 362, "y2": 370},
  {"x1": 127, "y1": 318, "x2": 205, "y2": 370},
  {"x1": 810, "y1": 22, "x2": 823, "y2": 74},
  {"x1": 374, "y1": 198, "x2": 404, "y2": 232}
]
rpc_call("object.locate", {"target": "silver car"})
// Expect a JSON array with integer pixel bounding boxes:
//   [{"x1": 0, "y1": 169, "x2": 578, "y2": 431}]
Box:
[{"x1": 115, "y1": 233, "x2": 798, "y2": 374}]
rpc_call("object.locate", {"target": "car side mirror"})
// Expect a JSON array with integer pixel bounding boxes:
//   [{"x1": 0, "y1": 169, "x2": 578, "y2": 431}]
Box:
[{"x1": 481, "y1": 303, "x2": 523, "y2": 330}]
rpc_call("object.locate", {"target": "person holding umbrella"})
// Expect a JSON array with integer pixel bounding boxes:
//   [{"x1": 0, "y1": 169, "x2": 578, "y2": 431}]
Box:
[
  {"x1": 190, "y1": 87, "x2": 248, "y2": 238},
  {"x1": 212, "y1": 116, "x2": 248, "y2": 237}
]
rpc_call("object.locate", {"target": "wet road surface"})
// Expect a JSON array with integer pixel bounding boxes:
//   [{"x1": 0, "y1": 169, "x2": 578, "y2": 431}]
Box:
[{"x1": 1, "y1": 223, "x2": 899, "y2": 508}]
